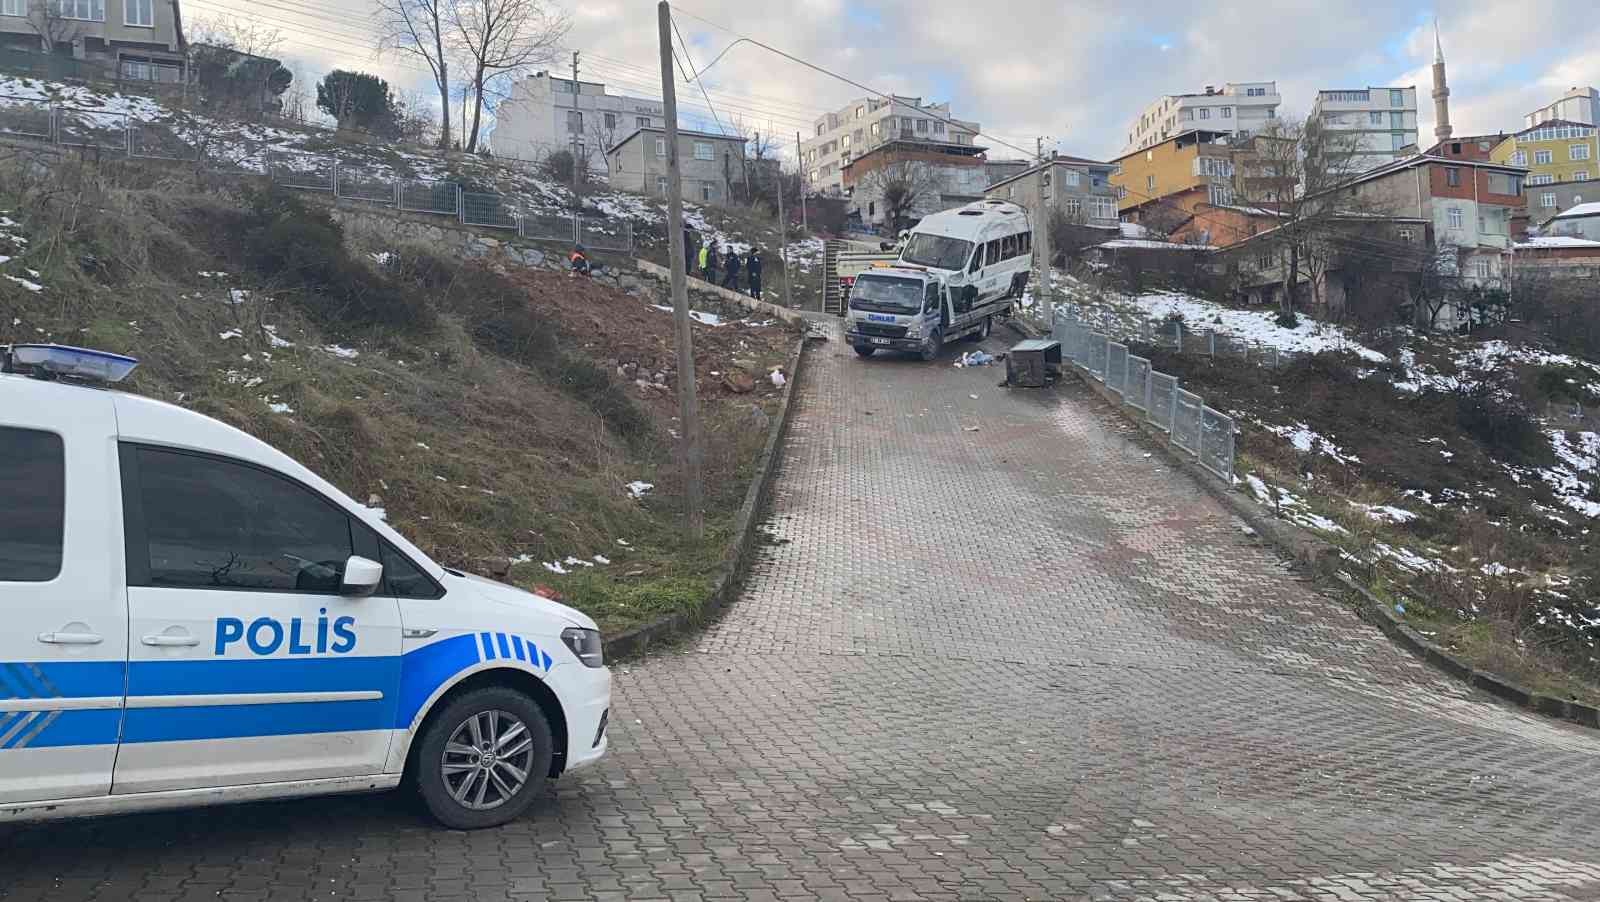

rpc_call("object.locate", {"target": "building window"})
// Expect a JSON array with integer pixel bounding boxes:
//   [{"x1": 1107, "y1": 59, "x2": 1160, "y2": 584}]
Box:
[
  {"x1": 1265, "y1": 108, "x2": 1275, "y2": 118},
  {"x1": 1529, "y1": 174, "x2": 1554, "y2": 185},
  {"x1": 124, "y1": 0, "x2": 152, "y2": 26},
  {"x1": 1398, "y1": 228, "x2": 1414, "y2": 242},
  {"x1": 1089, "y1": 196, "x2": 1116, "y2": 221},
  {"x1": 1062, "y1": 197, "x2": 1081, "y2": 217},
  {"x1": 855, "y1": 106, "x2": 864, "y2": 119},
  {"x1": 1196, "y1": 157, "x2": 1234, "y2": 177},
  {"x1": 702, "y1": 183, "x2": 714, "y2": 201},
  {"x1": 1447, "y1": 206, "x2": 1463, "y2": 229},
  {"x1": 816, "y1": 123, "x2": 825, "y2": 137},
  {"x1": 1181, "y1": 109, "x2": 1194, "y2": 121},
  {"x1": 1208, "y1": 183, "x2": 1233, "y2": 206},
  {"x1": 1198, "y1": 108, "x2": 1210, "y2": 120},
  {"x1": 1221, "y1": 107, "x2": 1232, "y2": 119},
  {"x1": 53, "y1": 0, "x2": 103, "y2": 21},
  {"x1": 870, "y1": 122, "x2": 880, "y2": 136},
  {"x1": 1472, "y1": 258, "x2": 1489, "y2": 279},
  {"x1": 933, "y1": 121, "x2": 945, "y2": 135},
  {"x1": 1577, "y1": 171, "x2": 1591, "y2": 182},
  {"x1": 602, "y1": 112, "x2": 615, "y2": 130},
  {"x1": 1146, "y1": 174, "x2": 1155, "y2": 191},
  {"x1": 1368, "y1": 111, "x2": 1382, "y2": 125},
  {"x1": 693, "y1": 141, "x2": 713, "y2": 161},
  {"x1": 1390, "y1": 112, "x2": 1405, "y2": 129},
  {"x1": 0, "y1": 0, "x2": 24, "y2": 13},
  {"x1": 635, "y1": 116, "x2": 649, "y2": 128},
  {"x1": 656, "y1": 176, "x2": 667, "y2": 195},
  {"x1": 1247, "y1": 87, "x2": 1266, "y2": 97},
  {"x1": 1259, "y1": 253, "x2": 1272, "y2": 268},
  {"x1": 1511, "y1": 151, "x2": 1526, "y2": 165},
  {"x1": 1445, "y1": 167, "x2": 1460, "y2": 187},
  {"x1": 916, "y1": 119, "x2": 928, "y2": 133},
  {"x1": 566, "y1": 110, "x2": 582, "y2": 133},
  {"x1": 1390, "y1": 89, "x2": 1405, "y2": 107},
  {"x1": 1536, "y1": 149, "x2": 1554, "y2": 165},
  {"x1": 1541, "y1": 192, "x2": 1557, "y2": 208},
  {"x1": 1573, "y1": 144, "x2": 1592, "y2": 161},
  {"x1": 1063, "y1": 169, "x2": 1081, "y2": 186},
  {"x1": 841, "y1": 134, "x2": 850, "y2": 148}
]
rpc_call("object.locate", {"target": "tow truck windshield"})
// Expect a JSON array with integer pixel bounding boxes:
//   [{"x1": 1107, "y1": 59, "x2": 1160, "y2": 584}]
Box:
[
  {"x1": 900, "y1": 234, "x2": 973, "y2": 270},
  {"x1": 848, "y1": 274, "x2": 925, "y2": 314}
]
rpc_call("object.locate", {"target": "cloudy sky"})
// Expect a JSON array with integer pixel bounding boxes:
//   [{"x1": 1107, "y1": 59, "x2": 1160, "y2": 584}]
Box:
[{"x1": 184, "y1": 0, "x2": 1595, "y2": 161}]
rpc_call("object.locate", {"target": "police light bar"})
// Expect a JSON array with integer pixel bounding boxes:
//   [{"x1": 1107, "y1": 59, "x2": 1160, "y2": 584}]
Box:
[{"x1": 5, "y1": 344, "x2": 139, "y2": 383}]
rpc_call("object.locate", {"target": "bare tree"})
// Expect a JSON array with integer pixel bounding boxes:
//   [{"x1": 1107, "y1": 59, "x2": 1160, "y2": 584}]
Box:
[
  {"x1": 450, "y1": 0, "x2": 570, "y2": 154},
  {"x1": 1231, "y1": 114, "x2": 1375, "y2": 321},
  {"x1": 587, "y1": 117, "x2": 619, "y2": 175},
  {"x1": 26, "y1": 0, "x2": 79, "y2": 55},
  {"x1": 1407, "y1": 241, "x2": 1466, "y2": 331},
  {"x1": 376, "y1": 0, "x2": 455, "y2": 150},
  {"x1": 855, "y1": 159, "x2": 941, "y2": 233}
]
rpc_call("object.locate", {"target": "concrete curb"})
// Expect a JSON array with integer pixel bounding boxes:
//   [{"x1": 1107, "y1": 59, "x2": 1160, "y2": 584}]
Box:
[
  {"x1": 634, "y1": 259, "x2": 809, "y2": 327},
  {"x1": 1005, "y1": 318, "x2": 1600, "y2": 730},
  {"x1": 604, "y1": 333, "x2": 809, "y2": 661}
]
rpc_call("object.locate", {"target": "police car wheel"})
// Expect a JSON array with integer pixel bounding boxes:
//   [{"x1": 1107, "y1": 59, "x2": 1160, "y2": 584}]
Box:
[{"x1": 416, "y1": 687, "x2": 554, "y2": 829}]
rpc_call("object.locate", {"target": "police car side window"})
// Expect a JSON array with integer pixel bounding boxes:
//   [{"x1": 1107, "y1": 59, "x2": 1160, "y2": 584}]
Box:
[
  {"x1": 381, "y1": 541, "x2": 442, "y2": 599},
  {"x1": 130, "y1": 447, "x2": 354, "y2": 593},
  {"x1": 0, "y1": 426, "x2": 65, "y2": 582}
]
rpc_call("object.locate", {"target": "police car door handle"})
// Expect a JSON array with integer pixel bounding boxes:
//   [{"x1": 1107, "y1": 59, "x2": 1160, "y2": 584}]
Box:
[
  {"x1": 38, "y1": 631, "x2": 103, "y2": 645},
  {"x1": 141, "y1": 634, "x2": 201, "y2": 647}
]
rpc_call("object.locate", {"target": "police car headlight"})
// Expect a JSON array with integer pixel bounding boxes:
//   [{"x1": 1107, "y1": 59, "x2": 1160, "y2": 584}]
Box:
[
  {"x1": 561, "y1": 627, "x2": 604, "y2": 668},
  {"x1": 904, "y1": 323, "x2": 921, "y2": 338}
]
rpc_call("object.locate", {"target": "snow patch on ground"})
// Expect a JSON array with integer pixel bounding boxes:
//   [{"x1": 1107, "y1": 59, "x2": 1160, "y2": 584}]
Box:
[
  {"x1": 1350, "y1": 502, "x2": 1419, "y2": 524},
  {"x1": 625, "y1": 481, "x2": 654, "y2": 499},
  {"x1": 1539, "y1": 430, "x2": 1600, "y2": 518},
  {"x1": 1132, "y1": 293, "x2": 1388, "y2": 362},
  {"x1": 1245, "y1": 474, "x2": 1348, "y2": 534},
  {"x1": 1260, "y1": 422, "x2": 1361, "y2": 465}
]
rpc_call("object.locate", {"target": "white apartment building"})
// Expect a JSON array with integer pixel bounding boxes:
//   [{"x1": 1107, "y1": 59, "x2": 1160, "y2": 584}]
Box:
[
  {"x1": 1122, "y1": 82, "x2": 1280, "y2": 156},
  {"x1": 800, "y1": 96, "x2": 980, "y2": 196},
  {"x1": 1526, "y1": 87, "x2": 1600, "y2": 129},
  {"x1": 1312, "y1": 87, "x2": 1419, "y2": 168},
  {"x1": 489, "y1": 71, "x2": 667, "y2": 171}
]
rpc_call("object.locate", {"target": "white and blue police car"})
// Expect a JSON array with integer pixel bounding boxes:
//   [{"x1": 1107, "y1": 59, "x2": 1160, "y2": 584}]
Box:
[{"x1": 0, "y1": 344, "x2": 610, "y2": 829}]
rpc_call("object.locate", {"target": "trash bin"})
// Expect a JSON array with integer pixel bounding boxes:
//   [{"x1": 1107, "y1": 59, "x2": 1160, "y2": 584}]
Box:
[{"x1": 1007, "y1": 339, "x2": 1062, "y2": 388}]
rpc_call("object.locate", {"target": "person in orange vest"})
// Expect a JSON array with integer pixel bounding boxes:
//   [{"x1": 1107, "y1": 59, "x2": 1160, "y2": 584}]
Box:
[{"x1": 569, "y1": 244, "x2": 592, "y2": 276}]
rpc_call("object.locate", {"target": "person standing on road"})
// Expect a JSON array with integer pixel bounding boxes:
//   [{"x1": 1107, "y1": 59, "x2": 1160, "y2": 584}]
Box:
[
  {"x1": 721, "y1": 246, "x2": 741, "y2": 290},
  {"x1": 746, "y1": 247, "x2": 763, "y2": 299},
  {"x1": 700, "y1": 241, "x2": 716, "y2": 284}
]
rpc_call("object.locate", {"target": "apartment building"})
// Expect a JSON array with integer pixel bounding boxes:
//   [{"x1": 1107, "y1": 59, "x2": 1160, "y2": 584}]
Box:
[
  {"x1": 1489, "y1": 120, "x2": 1599, "y2": 226},
  {"x1": 605, "y1": 126, "x2": 747, "y2": 204},
  {"x1": 800, "y1": 95, "x2": 980, "y2": 197},
  {"x1": 490, "y1": 71, "x2": 667, "y2": 170},
  {"x1": 1110, "y1": 129, "x2": 1242, "y2": 225},
  {"x1": 842, "y1": 140, "x2": 989, "y2": 229},
  {"x1": 1525, "y1": 86, "x2": 1600, "y2": 129},
  {"x1": 1311, "y1": 87, "x2": 1418, "y2": 168},
  {"x1": 0, "y1": 0, "x2": 186, "y2": 82},
  {"x1": 983, "y1": 155, "x2": 1120, "y2": 231},
  {"x1": 1121, "y1": 82, "x2": 1280, "y2": 157},
  {"x1": 1344, "y1": 154, "x2": 1526, "y2": 287}
]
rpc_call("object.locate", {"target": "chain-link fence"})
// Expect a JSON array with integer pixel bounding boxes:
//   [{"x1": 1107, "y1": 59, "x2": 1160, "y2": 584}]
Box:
[
  {"x1": 56, "y1": 108, "x2": 126, "y2": 152},
  {"x1": 336, "y1": 169, "x2": 397, "y2": 206},
  {"x1": 1126, "y1": 354, "x2": 1151, "y2": 413},
  {"x1": 0, "y1": 109, "x2": 636, "y2": 252},
  {"x1": 399, "y1": 180, "x2": 459, "y2": 215},
  {"x1": 0, "y1": 96, "x2": 52, "y2": 141},
  {"x1": 1057, "y1": 310, "x2": 1236, "y2": 481},
  {"x1": 1106, "y1": 342, "x2": 1128, "y2": 397}
]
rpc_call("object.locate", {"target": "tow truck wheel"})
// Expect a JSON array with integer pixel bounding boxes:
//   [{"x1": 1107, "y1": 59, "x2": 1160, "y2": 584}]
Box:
[
  {"x1": 969, "y1": 316, "x2": 991, "y2": 342},
  {"x1": 918, "y1": 329, "x2": 941, "y2": 361},
  {"x1": 415, "y1": 686, "x2": 554, "y2": 829},
  {"x1": 854, "y1": 345, "x2": 875, "y2": 358}
]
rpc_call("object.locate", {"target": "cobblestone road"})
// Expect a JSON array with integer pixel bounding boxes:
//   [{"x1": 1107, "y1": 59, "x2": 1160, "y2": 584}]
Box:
[{"x1": 7, "y1": 327, "x2": 1600, "y2": 901}]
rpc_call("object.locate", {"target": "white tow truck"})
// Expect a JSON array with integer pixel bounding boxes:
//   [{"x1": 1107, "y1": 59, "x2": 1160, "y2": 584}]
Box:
[
  {"x1": 845, "y1": 200, "x2": 1034, "y2": 360},
  {"x1": 0, "y1": 344, "x2": 610, "y2": 829}
]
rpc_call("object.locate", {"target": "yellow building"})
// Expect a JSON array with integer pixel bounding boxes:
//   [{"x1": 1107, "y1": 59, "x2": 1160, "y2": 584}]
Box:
[
  {"x1": 1490, "y1": 120, "x2": 1599, "y2": 222},
  {"x1": 1109, "y1": 128, "x2": 1239, "y2": 225}
]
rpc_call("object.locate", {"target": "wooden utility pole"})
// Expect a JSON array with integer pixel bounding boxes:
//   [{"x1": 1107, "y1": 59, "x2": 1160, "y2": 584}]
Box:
[
  {"x1": 570, "y1": 51, "x2": 582, "y2": 243},
  {"x1": 1035, "y1": 137, "x2": 1053, "y2": 330},
  {"x1": 658, "y1": 2, "x2": 704, "y2": 539},
  {"x1": 795, "y1": 130, "x2": 807, "y2": 230},
  {"x1": 777, "y1": 145, "x2": 793, "y2": 310}
]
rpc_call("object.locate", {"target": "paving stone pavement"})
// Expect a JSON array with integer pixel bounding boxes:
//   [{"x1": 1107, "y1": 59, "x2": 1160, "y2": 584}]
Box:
[{"x1": 6, "y1": 325, "x2": 1600, "y2": 901}]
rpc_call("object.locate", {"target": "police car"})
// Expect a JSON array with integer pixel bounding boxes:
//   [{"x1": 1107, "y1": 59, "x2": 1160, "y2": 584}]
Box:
[{"x1": 0, "y1": 344, "x2": 610, "y2": 829}]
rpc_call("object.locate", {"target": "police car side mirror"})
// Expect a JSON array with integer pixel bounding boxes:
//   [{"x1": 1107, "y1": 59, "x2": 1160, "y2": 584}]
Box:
[{"x1": 341, "y1": 555, "x2": 383, "y2": 598}]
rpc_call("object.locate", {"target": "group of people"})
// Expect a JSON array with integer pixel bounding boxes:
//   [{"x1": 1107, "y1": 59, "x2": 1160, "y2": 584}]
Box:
[{"x1": 683, "y1": 227, "x2": 764, "y2": 299}]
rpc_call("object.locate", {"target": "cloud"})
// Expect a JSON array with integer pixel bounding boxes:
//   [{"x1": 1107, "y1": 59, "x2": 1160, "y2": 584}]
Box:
[{"x1": 186, "y1": 0, "x2": 1600, "y2": 161}]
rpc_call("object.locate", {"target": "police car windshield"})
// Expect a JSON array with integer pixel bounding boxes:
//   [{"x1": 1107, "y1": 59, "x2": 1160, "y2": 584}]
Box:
[
  {"x1": 900, "y1": 234, "x2": 972, "y2": 270},
  {"x1": 848, "y1": 275, "x2": 923, "y2": 314}
]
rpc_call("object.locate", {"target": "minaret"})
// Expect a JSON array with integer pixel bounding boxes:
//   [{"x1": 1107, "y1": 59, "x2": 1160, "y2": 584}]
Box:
[{"x1": 1432, "y1": 21, "x2": 1453, "y2": 142}]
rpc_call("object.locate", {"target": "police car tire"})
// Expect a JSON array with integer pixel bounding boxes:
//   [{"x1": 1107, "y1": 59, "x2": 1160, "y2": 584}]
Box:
[{"x1": 415, "y1": 687, "x2": 554, "y2": 830}]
